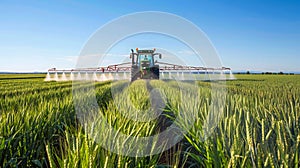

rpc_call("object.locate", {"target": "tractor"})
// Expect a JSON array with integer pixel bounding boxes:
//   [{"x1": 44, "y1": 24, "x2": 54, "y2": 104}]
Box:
[
  {"x1": 130, "y1": 48, "x2": 162, "y2": 81},
  {"x1": 46, "y1": 48, "x2": 233, "y2": 82}
]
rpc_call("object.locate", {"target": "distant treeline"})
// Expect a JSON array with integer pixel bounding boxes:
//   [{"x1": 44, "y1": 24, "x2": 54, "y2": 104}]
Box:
[
  {"x1": 261, "y1": 72, "x2": 295, "y2": 75},
  {"x1": 235, "y1": 71, "x2": 295, "y2": 75}
]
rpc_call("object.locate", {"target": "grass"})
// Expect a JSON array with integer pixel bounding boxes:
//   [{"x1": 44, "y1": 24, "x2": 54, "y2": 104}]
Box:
[{"x1": 0, "y1": 74, "x2": 299, "y2": 167}]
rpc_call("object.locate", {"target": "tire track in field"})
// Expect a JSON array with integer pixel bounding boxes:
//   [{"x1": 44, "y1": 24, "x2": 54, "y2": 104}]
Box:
[{"x1": 148, "y1": 80, "x2": 205, "y2": 166}]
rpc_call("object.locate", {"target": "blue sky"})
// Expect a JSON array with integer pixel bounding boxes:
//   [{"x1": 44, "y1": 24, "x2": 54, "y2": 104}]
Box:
[{"x1": 0, "y1": 0, "x2": 299, "y2": 72}]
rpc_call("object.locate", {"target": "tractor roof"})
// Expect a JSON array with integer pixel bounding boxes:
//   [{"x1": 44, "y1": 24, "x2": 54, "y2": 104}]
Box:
[{"x1": 137, "y1": 49, "x2": 155, "y2": 54}]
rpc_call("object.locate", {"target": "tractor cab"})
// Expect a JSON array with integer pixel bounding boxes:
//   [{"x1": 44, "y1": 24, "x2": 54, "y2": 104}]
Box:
[
  {"x1": 130, "y1": 48, "x2": 161, "y2": 81},
  {"x1": 137, "y1": 52, "x2": 154, "y2": 69}
]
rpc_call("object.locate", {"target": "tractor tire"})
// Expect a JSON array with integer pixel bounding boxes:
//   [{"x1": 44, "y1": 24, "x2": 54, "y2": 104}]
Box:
[
  {"x1": 131, "y1": 66, "x2": 140, "y2": 82},
  {"x1": 151, "y1": 66, "x2": 160, "y2": 80}
]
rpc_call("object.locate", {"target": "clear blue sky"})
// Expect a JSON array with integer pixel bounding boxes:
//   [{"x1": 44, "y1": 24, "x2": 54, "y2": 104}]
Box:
[{"x1": 0, "y1": 0, "x2": 299, "y2": 72}]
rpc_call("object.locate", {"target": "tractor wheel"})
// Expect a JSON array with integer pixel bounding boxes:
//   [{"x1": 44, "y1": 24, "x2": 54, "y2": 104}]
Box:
[
  {"x1": 151, "y1": 66, "x2": 160, "y2": 79},
  {"x1": 131, "y1": 66, "x2": 140, "y2": 82}
]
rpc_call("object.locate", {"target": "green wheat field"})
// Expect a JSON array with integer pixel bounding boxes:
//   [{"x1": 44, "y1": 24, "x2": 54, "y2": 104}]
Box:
[{"x1": 0, "y1": 74, "x2": 299, "y2": 167}]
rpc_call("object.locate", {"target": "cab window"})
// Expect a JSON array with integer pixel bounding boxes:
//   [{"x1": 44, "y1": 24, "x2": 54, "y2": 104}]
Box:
[{"x1": 138, "y1": 54, "x2": 153, "y2": 66}]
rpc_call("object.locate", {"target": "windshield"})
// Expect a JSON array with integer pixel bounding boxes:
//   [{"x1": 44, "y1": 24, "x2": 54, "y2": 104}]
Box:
[{"x1": 138, "y1": 54, "x2": 153, "y2": 66}]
